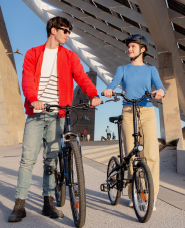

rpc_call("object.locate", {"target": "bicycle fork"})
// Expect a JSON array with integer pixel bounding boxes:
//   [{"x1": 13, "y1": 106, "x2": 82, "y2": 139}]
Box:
[{"x1": 62, "y1": 147, "x2": 70, "y2": 186}]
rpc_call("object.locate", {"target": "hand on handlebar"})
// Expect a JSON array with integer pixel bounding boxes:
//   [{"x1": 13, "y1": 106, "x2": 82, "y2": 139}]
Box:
[
  {"x1": 101, "y1": 90, "x2": 163, "y2": 104},
  {"x1": 31, "y1": 101, "x2": 45, "y2": 111},
  {"x1": 91, "y1": 97, "x2": 103, "y2": 106},
  {"x1": 103, "y1": 89, "x2": 116, "y2": 97},
  {"x1": 151, "y1": 88, "x2": 164, "y2": 99}
]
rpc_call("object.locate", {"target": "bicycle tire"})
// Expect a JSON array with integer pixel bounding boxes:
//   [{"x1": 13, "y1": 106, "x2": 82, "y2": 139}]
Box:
[
  {"x1": 55, "y1": 152, "x2": 66, "y2": 207},
  {"x1": 132, "y1": 161, "x2": 154, "y2": 223},
  {"x1": 68, "y1": 141, "x2": 86, "y2": 228},
  {"x1": 107, "y1": 156, "x2": 121, "y2": 205}
]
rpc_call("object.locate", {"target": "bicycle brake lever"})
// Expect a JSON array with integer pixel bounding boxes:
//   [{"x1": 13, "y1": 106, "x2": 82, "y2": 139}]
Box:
[
  {"x1": 105, "y1": 99, "x2": 115, "y2": 103},
  {"x1": 105, "y1": 97, "x2": 121, "y2": 103},
  {"x1": 146, "y1": 98, "x2": 153, "y2": 103},
  {"x1": 113, "y1": 96, "x2": 121, "y2": 102},
  {"x1": 147, "y1": 98, "x2": 162, "y2": 104}
]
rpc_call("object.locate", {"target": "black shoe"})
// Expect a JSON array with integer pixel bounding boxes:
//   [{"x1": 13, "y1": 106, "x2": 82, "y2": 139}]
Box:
[
  {"x1": 8, "y1": 198, "x2": 26, "y2": 222},
  {"x1": 42, "y1": 196, "x2": 64, "y2": 219}
]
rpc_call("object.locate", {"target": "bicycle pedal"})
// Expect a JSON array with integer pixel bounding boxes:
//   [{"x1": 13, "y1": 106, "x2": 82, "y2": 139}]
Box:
[{"x1": 100, "y1": 183, "x2": 110, "y2": 192}]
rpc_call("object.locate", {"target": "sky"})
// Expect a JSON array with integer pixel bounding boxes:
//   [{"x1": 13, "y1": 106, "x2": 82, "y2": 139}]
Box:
[{"x1": 1, "y1": 0, "x2": 183, "y2": 141}]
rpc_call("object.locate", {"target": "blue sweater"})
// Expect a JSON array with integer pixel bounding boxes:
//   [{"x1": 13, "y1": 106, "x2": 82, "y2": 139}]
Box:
[{"x1": 107, "y1": 64, "x2": 166, "y2": 107}]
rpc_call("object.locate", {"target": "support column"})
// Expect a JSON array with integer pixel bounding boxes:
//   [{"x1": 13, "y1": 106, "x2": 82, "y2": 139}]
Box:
[
  {"x1": 0, "y1": 7, "x2": 25, "y2": 145},
  {"x1": 158, "y1": 53, "x2": 183, "y2": 145},
  {"x1": 158, "y1": 52, "x2": 185, "y2": 175},
  {"x1": 71, "y1": 68, "x2": 97, "y2": 141}
]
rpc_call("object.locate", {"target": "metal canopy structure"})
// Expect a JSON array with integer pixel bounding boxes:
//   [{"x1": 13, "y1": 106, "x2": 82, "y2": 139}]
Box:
[{"x1": 22, "y1": 0, "x2": 185, "y2": 120}]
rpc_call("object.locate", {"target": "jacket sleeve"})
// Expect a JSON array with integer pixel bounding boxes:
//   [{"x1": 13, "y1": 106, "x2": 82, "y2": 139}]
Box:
[
  {"x1": 71, "y1": 52, "x2": 98, "y2": 99},
  {"x1": 22, "y1": 48, "x2": 38, "y2": 103}
]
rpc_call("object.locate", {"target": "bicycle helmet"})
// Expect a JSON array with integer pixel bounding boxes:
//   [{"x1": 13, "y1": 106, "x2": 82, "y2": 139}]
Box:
[
  {"x1": 123, "y1": 34, "x2": 149, "y2": 51},
  {"x1": 123, "y1": 34, "x2": 149, "y2": 61}
]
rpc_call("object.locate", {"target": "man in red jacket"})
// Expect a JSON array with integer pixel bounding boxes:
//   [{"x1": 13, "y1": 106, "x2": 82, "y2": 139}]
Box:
[{"x1": 9, "y1": 16, "x2": 101, "y2": 223}]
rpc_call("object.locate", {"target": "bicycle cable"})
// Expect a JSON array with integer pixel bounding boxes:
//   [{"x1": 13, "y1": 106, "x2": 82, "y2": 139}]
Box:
[{"x1": 71, "y1": 109, "x2": 78, "y2": 128}]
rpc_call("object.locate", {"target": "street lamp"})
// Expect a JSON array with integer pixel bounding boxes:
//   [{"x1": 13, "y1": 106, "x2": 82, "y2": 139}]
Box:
[{"x1": 5, "y1": 48, "x2": 23, "y2": 55}]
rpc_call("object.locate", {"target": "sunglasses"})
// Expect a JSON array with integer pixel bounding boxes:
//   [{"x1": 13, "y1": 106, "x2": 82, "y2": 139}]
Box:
[{"x1": 55, "y1": 27, "x2": 71, "y2": 35}]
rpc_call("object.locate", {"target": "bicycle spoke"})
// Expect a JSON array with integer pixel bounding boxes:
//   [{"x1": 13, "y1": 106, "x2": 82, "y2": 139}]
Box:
[
  {"x1": 55, "y1": 153, "x2": 66, "y2": 207},
  {"x1": 71, "y1": 156, "x2": 80, "y2": 214},
  {"x1": 107, "y1": 157, "x2": 121, "y2": 205},
  {"x1": 132, "y1": 161, "x2": 154, "y2": 223},
  {"x1": 68, "y1": 141, "x2": 86, "y2": 227}
]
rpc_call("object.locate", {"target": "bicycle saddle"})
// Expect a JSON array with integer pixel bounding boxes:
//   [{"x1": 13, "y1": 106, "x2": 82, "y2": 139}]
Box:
[{"x1": 109, "y1": 115, "x2": 122, "y2": 123}]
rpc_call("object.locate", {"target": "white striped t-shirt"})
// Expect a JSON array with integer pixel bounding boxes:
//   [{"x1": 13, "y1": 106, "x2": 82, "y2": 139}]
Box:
[{"x1": 34, "y1": 48, "x2": 59, "y2": 113}]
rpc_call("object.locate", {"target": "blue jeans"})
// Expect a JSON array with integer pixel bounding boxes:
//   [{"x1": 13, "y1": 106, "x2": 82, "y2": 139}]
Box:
[{"x1": 15, "y1": 113, "x2": 65, "y2": 199}]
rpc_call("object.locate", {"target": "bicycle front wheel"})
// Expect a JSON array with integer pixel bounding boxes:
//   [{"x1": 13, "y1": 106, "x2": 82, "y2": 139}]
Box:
[
  {"x1": 55, "y1": 152, "x2": 66, "y2": 207},
  {"x1": 68, "y1": 141, "x2": 86, "y2": 228},
  {"x1": 107, "y1": 156, "x2": 121, "y2": 205},
  {"x1": 132, "y1": 161, "x2": 154, "y2": 223}
]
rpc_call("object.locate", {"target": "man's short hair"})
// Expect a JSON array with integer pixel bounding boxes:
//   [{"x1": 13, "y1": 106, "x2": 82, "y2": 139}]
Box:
[{"x1": 46, "y1": 16, "x2": 73, "y2": 38}]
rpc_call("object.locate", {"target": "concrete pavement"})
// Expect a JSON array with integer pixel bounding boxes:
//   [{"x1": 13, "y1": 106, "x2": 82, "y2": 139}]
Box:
[{"x1": 0, "y1": 142, "x2": 185, "y2": 227}]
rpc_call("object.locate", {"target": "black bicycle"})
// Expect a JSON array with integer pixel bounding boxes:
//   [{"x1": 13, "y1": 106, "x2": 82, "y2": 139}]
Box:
[
  {"x1": 100, "y1": 91, "x2": 162, "y2": 223},
  {"x1": 44, "y1": 101, "x2": 96, "y2": 228}
]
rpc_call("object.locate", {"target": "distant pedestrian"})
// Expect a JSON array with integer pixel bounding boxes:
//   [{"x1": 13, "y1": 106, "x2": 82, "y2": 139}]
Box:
[
  {"x1": 78, "y1": 131, "x2": 81, "y2": 138},
  {"x1": 82, "y1": 128, "x2": 87, "y2": 141},
  {"x1": 87, "y1": 134, "x2": 90, "y2": 141},
  {"x1": 106, "y1": 126, "x2": 111, "y2": 140},
  {"x1": 112, "y1": 132, "x2": 116, "y2": 140}
]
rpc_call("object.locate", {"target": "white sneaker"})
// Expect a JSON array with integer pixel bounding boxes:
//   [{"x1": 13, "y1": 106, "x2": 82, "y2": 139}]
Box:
[
  {"x1": 153, "y1": 201, "x2": 156, "y2": 211},
  {"x1": 128, "y1": 200, "x2": 133, "y2": 207}
]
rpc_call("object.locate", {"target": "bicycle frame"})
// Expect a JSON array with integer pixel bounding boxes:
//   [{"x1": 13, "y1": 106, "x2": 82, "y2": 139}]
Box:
[
  {"x1": 60, "y1": 106, "x2": 81, "y2": 187},
  {"x1": 63, "y1": 105, "x2": 79, "y2": 140},
  {"x1": 44, "y1": 101, "x2": 94, "y2": 189},
  {"x1": 104, "y1": 92, "x2": 157, "y2": 192},
  {"x1": 108, "y1": 110, "x2": 142, "y2": 192},
  {"x1": 117, "y1": 100, "x2": 141, "y2": 162},
  {"x1": 107, "y1": 111, "x2": 144, "y2": 192}
]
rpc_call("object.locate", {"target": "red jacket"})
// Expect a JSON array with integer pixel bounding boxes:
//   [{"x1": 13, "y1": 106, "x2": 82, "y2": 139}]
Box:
[{"x1": 22, "y1": 43, "x2": 98, "y2": 118}]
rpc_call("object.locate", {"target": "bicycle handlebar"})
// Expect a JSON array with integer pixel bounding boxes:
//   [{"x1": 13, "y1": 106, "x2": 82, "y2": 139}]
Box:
[
  {"x1": 101, "y1": 91, "x2": 162, "y2": 104},
  {"x1": 30, "y1": 100, "x2": 103, "y2": 112}
]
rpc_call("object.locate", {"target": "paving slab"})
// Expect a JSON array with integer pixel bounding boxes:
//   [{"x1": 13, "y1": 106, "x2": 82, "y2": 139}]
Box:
[{"x1": 0, "y1": 143, "x2": 185, "y2": 228}]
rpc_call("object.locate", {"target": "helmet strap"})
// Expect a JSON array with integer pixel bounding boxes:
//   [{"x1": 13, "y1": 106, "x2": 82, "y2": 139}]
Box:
[
  {"x1": 131, "y1": 52, "x2": 142, "y2": 61},
  {"x1": 131, "y1": 44, "x2": 144, "y2": 62}
]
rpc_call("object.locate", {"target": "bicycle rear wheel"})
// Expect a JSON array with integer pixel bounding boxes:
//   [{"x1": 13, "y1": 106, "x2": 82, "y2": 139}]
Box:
[
  {"x1": 55, "y1": 152, "x2": 66, "y2": 207},
  {"x1": 107, "y1": 156, "x2": 121, "y2": 205},
  {"x1": 68, "y1": 141, "x2": 86, "y2": 228},
  {"x1": 132, "y1": 161, "x2": 154, "y2": 223}
]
